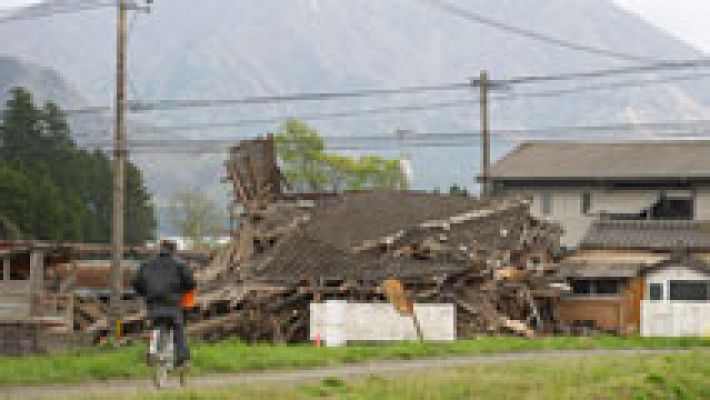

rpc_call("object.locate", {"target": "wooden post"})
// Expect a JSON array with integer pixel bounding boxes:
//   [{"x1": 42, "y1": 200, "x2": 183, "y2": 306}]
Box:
[
  {"x1": 29, "y1": 249, "x2": 44, "y2": 316},
  {"x1": 479, "y1": 70, "x2": 491, "y2": 197},
  {"x1": 266, "y1": 133, "x2": 281, "y2": 196},
  {"x1": 2, "y1": 256, "x2": 9, "y2": 281}
]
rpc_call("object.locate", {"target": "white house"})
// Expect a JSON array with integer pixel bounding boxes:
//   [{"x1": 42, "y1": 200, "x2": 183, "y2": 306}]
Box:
[
  {"x1": 488, "y1": 141, "x2": 710, "y2": 248},
  {"x1": 641, "y1": 256, "x2": 710, "y2": 337}
]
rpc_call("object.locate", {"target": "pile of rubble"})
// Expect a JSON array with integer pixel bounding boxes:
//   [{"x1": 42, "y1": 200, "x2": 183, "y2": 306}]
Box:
[
  {"x1": 69, "y1": 136, "x2": 565, "y2": 344},
  {"x1": 178, "y1": 191, "x2": 564, "y2": 342}
]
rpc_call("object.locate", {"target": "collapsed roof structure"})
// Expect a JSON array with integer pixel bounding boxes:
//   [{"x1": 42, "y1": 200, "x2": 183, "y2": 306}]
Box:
[
  {"x1": 172, "y1": 137, "x2": 565, "y2": 342},
  {"x1": 11, "y1": 137, "x2": 564, "y2": 348}
]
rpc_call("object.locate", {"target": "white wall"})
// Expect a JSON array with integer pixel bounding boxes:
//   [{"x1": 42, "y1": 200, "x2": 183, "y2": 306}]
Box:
[
  {"x1": 529, "y1": 190, "x2": 594, "y2": 248},
  {"x1": 524, "y1": 189, "x2": 700, "y2": 248},
  {"x1": 695, "y1": 189, "x2": 710, "y2": 220},
  {"x1": 310, "y1": 301, "x2": 455, "y2": 346},
  {"x1": 642, "y1": 265, "x2": 710, "y2": 337}
]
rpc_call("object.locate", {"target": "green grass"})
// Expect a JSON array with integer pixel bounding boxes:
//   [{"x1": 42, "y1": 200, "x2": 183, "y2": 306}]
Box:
[
  {"x1": 0, "y1": 336, "x2": 709, "y2": 387},
  {"x1": 120, "y1": 352, "x2": 710, "y2": 400}
]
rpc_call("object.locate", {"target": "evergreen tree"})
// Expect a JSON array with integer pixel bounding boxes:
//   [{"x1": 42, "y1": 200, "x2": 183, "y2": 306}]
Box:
[{"x1": 0, "y1": 87, "x2": 156, "y2": 243}]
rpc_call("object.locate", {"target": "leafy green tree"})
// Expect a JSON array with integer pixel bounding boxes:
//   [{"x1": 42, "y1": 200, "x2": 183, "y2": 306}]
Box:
[
  {"x1": 275, "y1": 119, "x2": 329, "y2": 191},
  {"x1": 0, "y1": 87, "x2": 156, "y2": 243},
  {"x1": 275, "y1": 119, "x2": 405, "y2": 192}
]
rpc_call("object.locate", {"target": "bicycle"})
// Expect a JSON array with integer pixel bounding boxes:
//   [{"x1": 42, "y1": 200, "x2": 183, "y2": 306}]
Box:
[{"x1": 148, "y1": 318, "x2": 187, "y2": 389}]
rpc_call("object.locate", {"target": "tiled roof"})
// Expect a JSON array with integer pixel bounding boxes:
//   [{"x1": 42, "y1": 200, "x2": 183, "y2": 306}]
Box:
[
  {"x1": 554, "y1": 262, "x2": 645, "y2": 279},
  {"x1": 490, "y1": 141, "x2": 710, "y2": 180},
  {"x1": 248, "y1": 193, "x2": 543, "y2": 283},
  {"x1": 581, "y1": 220, "x2": 710, "y2": 250},
  {"x1": 308, "y1": 191, "x2": 488, "y2": 249},
  {"x1": 251, "y1": 228, "x2": 469, "y2": 283}
]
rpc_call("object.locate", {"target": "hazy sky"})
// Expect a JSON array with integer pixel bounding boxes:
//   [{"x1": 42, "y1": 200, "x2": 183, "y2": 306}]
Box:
[
  {"x1": 2, "y1": 1, "x2": 709, "y2": 53},
  {"x1": 614, "y1": 0, "x2": 710, "y2": 52}
]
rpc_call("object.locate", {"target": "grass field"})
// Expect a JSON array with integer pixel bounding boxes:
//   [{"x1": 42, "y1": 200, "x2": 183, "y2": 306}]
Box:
[
  {"x1": 1, "y1": 336, "x2": 709, "y2": 387},
  {"x1": 82, "y1": 351, "x2": 710, "y2": 400}
]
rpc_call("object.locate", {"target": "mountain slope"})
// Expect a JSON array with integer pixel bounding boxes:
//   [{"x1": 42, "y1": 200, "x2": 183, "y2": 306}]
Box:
[
  {"x1": 0, "y1": 0, "x2": 708, "y2": 199},
  {"x1": 0, "y1": 56, "x2": 84, "y2": 107}
]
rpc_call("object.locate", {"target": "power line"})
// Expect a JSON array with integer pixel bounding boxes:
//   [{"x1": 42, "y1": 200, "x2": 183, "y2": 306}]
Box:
[
  {"x1": 0, "y1": 0, "x2": 117, "y2": 24},
  {"x1": 6, "y1": 130, "x2": 710, "y2": 156},
  {"x1": 126, "y1": 72, "x2": 710, "y2": 133},
  {"x1": 127, "y1": 82, "x2": 472, "y2": 112},
  {"x1": 504, "y1": 71, "x2": 710, "y2": 101},
  {"x1": 58, "y1": 120, "x2": 710, "y2": 148},
  {"x1": 412, "y1": 0, "x2": 653, "y2": 63},
  {"x1": 132, "y1": 99, "x2": 480, "y2": 133},
  {"x1": 500, "y1": 59, "x2": 710, "y2": 85},
  {"x1": 21, "y1": 58, "x2": 710, "y2": 117}
]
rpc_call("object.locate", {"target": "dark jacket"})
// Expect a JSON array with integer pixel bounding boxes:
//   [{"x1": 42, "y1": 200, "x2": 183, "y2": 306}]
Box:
[{"x1": 132, "y1": 252, "x2": 196, "y2": 319}]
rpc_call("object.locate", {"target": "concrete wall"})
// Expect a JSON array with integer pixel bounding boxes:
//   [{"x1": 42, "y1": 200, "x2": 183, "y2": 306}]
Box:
[
  {"x1": 0, "y1": 322, "x2": 93, "y2": 356},
  {"x1": 642, "y1": 301, "x2": 710, "y2": 337},
  {"x1": 310, "y1": 301, "x2": 455, "y2": 346},
  {"x1": 642, "y1": 265, "x2": 710, "y2": 337},
  {"x1": 695, "y1": 189, "x2": 710, "y2": 220}
]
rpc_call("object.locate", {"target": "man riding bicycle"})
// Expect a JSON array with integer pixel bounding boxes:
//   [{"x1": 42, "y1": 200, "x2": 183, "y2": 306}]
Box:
[{"x1": 132, "y1": 240, "x2": 195, "y2": 367}]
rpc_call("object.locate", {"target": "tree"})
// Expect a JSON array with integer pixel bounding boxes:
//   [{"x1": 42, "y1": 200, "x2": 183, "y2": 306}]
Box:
[
  {"x1": 449, "y1": 184, "x2": 470, "y2": 197},
  {"x1": 275, "y1": 119, "x2": 405, "y2": 192},
  {"x1": 275, "y1": 119, "x2": 328, "y2": 191},
  {"x1": 168, "y1": 189, "x2": 224, "y2": 249},
  {"x1": 0, "y1": 87, "x2": 156, "y2": 243}
]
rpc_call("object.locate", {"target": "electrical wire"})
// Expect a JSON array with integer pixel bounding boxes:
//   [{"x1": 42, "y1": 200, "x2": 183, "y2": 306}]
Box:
[
  {"x1": 123, "y1": 72, "x2": 710, "y2": 134},
  {"x1": 0, "y1": 0, "x2": 117, "y2": 24},
  {"x1": 412, "y1": 0, "x2": 654, "y2": 62},
  {"x1": 38, "y1": 121, "x2": 710, "y2": 150},
  {"x1": 31, "y1": 59, "x2": 710, "y2": 117}
]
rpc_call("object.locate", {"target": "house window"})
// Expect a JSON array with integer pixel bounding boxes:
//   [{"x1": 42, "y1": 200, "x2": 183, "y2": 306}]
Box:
[
  {"x1": 570, "y1": 279, "x2": 620, "y2": 296},
  {"x1": 595, "y1": 279, "x2": 620, "y2": 295},
  {"x1": 669, "y1": 280, "x2": 710, "y2": 301},
  {"x1": 541, "y1": 191, "x2": 552, "y2": 215},
  {"x1": 581, "y1": 192, "x2": 592, "y2": 214},
  {"x1": 650, "y1": 194, "x2": 694, "y2": 220},
  {"x1": 571, "y1": 280, "x2": 591, "y2": 295},
  {"x1": 648, "y1": 283, "x2": 663, "y2": 301}
]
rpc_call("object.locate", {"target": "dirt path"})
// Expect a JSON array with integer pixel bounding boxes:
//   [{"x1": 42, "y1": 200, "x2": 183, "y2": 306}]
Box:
[{"x1": 0, "y1": 348, "x2": 704, "y2": 399}]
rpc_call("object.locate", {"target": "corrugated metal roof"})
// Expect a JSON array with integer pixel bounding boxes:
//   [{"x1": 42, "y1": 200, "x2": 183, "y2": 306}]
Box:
[{"x1": 490, "y1": 141, "x2": 710, "y2": 180}]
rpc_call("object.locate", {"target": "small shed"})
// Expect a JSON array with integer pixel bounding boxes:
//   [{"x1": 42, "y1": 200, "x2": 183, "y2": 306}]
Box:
[
  {"x1": 0, "y1": 243, "x2": 74, "y2": 325},
  {"x1": 641, "y1": 254, "x2": 710, "y2": 337},
  {"x1": 555, "y1": 262, "x2": 645, "y2": 334}
]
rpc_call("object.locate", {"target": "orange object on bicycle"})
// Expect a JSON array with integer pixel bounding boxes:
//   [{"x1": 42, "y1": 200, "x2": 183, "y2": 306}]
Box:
[{"x1": 180, "y1": 290, "x2": 196, "y2": 309}]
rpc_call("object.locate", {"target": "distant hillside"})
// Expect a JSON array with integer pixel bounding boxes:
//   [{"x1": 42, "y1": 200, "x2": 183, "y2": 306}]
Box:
[
  {"x1": 1, "y1": 0, "x2": 708, "y2": 202},
  {"x1": 0, "y1": 56, "x2": 83, "y2": 107}
]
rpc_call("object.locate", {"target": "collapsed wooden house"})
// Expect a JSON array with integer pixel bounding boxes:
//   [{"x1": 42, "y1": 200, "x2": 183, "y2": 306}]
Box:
[
  {"x1": 174, "y1": 137, "x2": 566, "y2": 343},
  {"x1": 1, "y1": 136, "x2": 567, "y2": 350}
]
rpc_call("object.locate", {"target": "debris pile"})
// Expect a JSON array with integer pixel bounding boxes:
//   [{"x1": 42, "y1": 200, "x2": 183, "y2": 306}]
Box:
[
  {"x1": 180, "y1": 191, "x2": 563, "y2": 342},
  {"x1": 31, "y1": 137, "x2": 564, "y2": 345}
]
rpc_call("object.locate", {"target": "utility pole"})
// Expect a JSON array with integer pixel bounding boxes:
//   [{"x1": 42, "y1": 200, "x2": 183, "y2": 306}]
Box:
[
  {"x1": 109, "y1": 0, "x2": 128, "y2": 341},
  {"x1": 479, "y1": 70, "x2": 491, "y2": 198}
]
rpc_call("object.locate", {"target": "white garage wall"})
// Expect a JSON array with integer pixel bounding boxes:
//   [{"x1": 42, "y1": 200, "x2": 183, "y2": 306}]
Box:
[{"x1": 642, "y1": 265, "x2": 710, "y2": 337}]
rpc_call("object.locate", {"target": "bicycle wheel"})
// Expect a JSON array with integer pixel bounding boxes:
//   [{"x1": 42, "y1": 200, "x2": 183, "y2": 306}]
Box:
[
  {"x1": 152, "y1": 328, "x2": 170, "y2": 389},
  {"x1": 178, "y1": 365, "x2": 187, "y2": 387}
]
